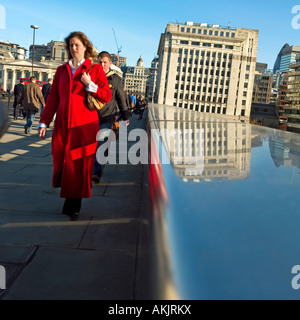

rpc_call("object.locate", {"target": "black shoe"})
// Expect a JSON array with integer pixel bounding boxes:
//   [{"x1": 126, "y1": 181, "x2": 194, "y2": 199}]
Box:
[
  {"x1": 92, "y1": 175, "x2": 101, "y2": 184},
  {"x1": 24, "y1": 125, "x2": 28, "y2": 134},
  {"x1": 70, "y1": 212, "x2": 79, "y2": 221}
]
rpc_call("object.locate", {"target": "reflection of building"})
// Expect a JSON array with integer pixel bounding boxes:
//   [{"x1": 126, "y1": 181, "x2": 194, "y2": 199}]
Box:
[
  {"x1": 156, "y1": 22, "x2": 259, "y2": 121},
  {"x1": 155, "y1": 106, "x2": 251, "y2": 182},
  {"x1": 122, "y1": 56, "x2": 150, "y2": 97},
  {"x1": 269, "y1": 133, "x2": 300, "y2": 168}
]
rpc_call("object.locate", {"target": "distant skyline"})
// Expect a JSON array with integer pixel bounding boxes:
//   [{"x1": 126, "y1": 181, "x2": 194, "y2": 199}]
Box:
[{"x1": 0, "y1": 0, "x2": 299, "y2": 69}]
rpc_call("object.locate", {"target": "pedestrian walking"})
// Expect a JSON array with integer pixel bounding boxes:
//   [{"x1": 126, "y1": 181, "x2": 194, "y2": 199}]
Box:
[
  {"x1": 13, "y1": 78, "x2": 25, "y2": 120},
  {"x1": 136, "y1": 95, "x2": 148, "y2": 120},
  {"x1": 41, "y1": 78, "x2": 52, "y2": 117},
  {"x1": 38, "y1": 31, "x2": 112, "y2": 221},
  {"x1": 130, "y1": 92, "x2": 136, "y2": 113},
  {"x1": 92, "y1": 51, "x2": 130, "y2": 184},
  {"x1": 21, "y1": 76, "x2": 45, "y2": 134}
]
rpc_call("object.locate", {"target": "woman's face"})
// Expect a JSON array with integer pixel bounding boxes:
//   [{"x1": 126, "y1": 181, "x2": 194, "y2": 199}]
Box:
[{"x1": 69, "y1": 37, "x2": 86, "y2": 61}]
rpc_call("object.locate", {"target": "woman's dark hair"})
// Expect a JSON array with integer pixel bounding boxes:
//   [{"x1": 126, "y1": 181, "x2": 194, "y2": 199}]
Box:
[{"x1": 64, "y1": 31, "x2": 96, "y2": 60}]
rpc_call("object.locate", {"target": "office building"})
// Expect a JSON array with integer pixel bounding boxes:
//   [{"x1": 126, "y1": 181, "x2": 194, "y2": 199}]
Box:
[
  {"x1": 148, "y1": 57, "x2": 159, "y2": 102},
  {"x1": 283, "y1": 55, "x2": 300, "y2": 133},
  {"x1": 111, "y1": 54, "x2": 127, "y2": 67},
  {"x1": 29, "y1": 44, "x2": 47, "y2": 62},
  {"x1": 273, "y1": 44, "x2": 300, "y2": 73},
  {"x1": 122, "y1": 56, "x2": 150, "y2": 97},
  {"x1": 46, "y1": 41, "x2": 68, "y2": 62},
  {"x1": 252, "y1": 73, "x2": 272, "y2": 104},
  {"x1": 29, "y1": 41, "x2": 68, "y2": 62},
  {"x1": 0, "y1": 41, "x2": 27, "y2": 60},
  {"x1": 156, "y1": 22, "x2": 259, "y2": 121}
]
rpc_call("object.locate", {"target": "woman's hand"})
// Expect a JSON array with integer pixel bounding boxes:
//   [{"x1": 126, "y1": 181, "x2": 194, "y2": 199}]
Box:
[
  {"x1": 39, "y1": 127, "x2": 46, "y2": 140},
  {"x1": 81, "y1": 72, "x2": 91, "y2": 87}
]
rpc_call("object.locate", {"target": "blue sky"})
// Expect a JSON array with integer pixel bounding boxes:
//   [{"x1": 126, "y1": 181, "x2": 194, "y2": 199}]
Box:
[{"x1": 0, "y1": 0, "x2": 299, "y2": 69}]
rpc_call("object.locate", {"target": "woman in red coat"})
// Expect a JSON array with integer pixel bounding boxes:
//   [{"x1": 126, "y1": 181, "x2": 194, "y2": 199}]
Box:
[{"x1": 38, "y1": 31, "x2": 112, "y2": 221}]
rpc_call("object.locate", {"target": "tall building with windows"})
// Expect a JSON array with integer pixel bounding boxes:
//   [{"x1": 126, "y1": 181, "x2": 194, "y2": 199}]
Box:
[
  {"x1": 122, "y1": 56, "x2": 150, "y2": 97},
  {"x1": 283, "y1": 55, "x2": 300, "y2": 133},
  {"x1": 273, "y1": 44, "x2": 300, "y2": 73},
  {"x1": 156, "y1": 22, "x2": 259, "y2": 121},
  {"x1": 46, "y1": 41, "x2": 68, "y2": 62},
  {"x1": 0, "y1": 41, "x2": 27, "y2": 60},
  {"x1": 29, "y1": 44, "x2": 47, "y2": 62},
  {"x1": 111, "y1": 54, "x2": 127, "y2": 67},
  {"x1": 29, "y1": 41, "x2": 68, "y2": 62},
  {"x1": 148, "y1": 57, "x2": 159, "y2": 102}
]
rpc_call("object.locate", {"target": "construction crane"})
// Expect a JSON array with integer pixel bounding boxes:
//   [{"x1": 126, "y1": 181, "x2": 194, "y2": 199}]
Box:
[{"x1": 112, "y1": 28, "x2": 122, "y2": 66}]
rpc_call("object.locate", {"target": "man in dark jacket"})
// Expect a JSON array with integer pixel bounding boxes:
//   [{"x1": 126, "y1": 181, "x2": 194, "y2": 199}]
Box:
[
  {"x1": 41, "y1": 78, "x2": 52, "y2": 116},
  {"x1": 42, "y1": 78, "x2": 52, "y2": 102},
  {"x1": 13, "y1": 78, "x2": 25, "y2": 120},
  {"x1": 92, "y1": 51, "x2": 130, "y2": 183}
]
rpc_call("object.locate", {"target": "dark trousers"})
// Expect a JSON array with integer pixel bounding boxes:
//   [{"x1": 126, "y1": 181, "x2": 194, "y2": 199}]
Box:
[
  {"x1": 13, "y1": 104, "x2": 24, "y2": 119},
  {"x1": 93, "y1": 122, "x2": 112, "y2": 178},
  {"x1": 62, "y1": 198, "x2": 82, "y2": 214}
]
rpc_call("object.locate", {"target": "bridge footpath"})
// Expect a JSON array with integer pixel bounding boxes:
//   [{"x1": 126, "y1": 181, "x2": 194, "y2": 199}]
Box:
[{"x1": 0, "y1": 110, "x2": 152, "y2": 300}]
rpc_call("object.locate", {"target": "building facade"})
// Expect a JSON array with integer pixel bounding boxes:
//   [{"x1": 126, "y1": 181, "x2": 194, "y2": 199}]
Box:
[
  {"x1": 122, "y1": 56, "x2": 150, "y2": 97},
  {"x1": 156, "y1": 22, "x2": 259, "y2": 121},
  {"x1": 283, "y1": 55, "x2": 300, "y2": 133},
  {"x1": 111, "y1": 54, "x2": 127, "y2": 67},
  {"x1": 0, "y1": 59, "x2": 61, "y2": 91},
  {"x1": 252, "y1": 73, "x2": 272, "y2": 104},
  {"x1": 29, "y1": 44, "x2": 47, "y2": 62},
  {"x1": 148, "y1": 57, "x2": 159, "y2": 102},
  {"x1": 29, "y1": 41, "x2": 68, "y2": 62},
  {"x1": 0, "y1": 41, "x2": 27, "y2": 60},
  {"x1": 274, "y1": 44, "x2": 300, "y2": 73}
]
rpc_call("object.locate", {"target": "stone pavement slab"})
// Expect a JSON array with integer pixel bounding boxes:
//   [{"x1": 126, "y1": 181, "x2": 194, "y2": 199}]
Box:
[{"x1": 0, "y1": 111, "x2": 152, "y2": 300}]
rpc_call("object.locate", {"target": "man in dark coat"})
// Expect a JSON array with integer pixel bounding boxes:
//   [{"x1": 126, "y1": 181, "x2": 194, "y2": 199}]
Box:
[
  {"x1": 13, "y1": 78, "x2": 25, "y2": 120},
  {"x1": 42, "y1": 78, "x2": 52, "y2": 102},
  {"x1": 41, "y1": 78, "x2": 52, "y2": 116},
  {"x1": 92, "y1": 51, "x2": 130, "y2": 183}
]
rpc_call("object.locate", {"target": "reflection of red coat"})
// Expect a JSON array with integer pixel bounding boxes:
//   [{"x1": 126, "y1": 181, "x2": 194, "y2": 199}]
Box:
[{"x1": 40, "y1": 58, "x2": 112, "y2": 198}]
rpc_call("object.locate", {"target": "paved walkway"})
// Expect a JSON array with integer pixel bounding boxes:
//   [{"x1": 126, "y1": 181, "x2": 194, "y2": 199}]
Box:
[{"x1": 0, "y1": 107, "x2": 151, "y2": 300}]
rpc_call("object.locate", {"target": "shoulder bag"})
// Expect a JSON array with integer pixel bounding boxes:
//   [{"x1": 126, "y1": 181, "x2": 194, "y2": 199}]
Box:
[{"x1": 86, "y1": 64, "x2": 106, "y2": 112}]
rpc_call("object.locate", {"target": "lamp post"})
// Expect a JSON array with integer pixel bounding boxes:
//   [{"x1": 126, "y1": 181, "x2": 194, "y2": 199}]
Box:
[{"x1": 30, "y1": 25, "x2": 39, "y2": 76}]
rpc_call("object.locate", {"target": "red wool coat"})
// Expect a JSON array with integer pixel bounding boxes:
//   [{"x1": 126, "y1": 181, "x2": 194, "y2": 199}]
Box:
[{"x1": 40, "y1": 58, "x2": 112, "y2": 198}]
